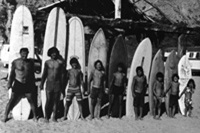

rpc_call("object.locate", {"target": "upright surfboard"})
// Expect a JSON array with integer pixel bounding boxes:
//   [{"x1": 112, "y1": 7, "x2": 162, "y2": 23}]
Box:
[
  {"x1": 108, "y1": 35, "x2": 127, "y2": 117},
  {"x1": 66, "y1": 17, "x2": 85, "y2": 120},
  {"x1": 126, "y1": 38, "x2": 152, "y2": 117},
  {"x1": 41, "y1": 7, "x2": 67, "y2": 116},
  {"x1": 8, "y1": 5, "x2": 34, "y2": 120},
  {"x1": 87, "y1": 28, "x2": 107, "y2": 118},
  {"x1": 178, "y1": 55, "x2": 192, "y2": 115},
  {"x1": 148, "y1": 49, "x2": 164, "y2": 115},
  {"x1": 164, "y1": 50, "x2": 179, "y2": 115}
]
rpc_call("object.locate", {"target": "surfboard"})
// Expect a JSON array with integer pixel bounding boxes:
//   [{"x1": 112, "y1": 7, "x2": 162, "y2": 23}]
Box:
[
  {"x1": 65, "y1": 17, "x2": 85, "y2": 120},
  {"x1": 126, "y1": 38, "x2": 152, "y2": 117},
  {"x1": 178, "y1": 55, "x2": 192, "y2": 115},
  {"x1": 108, "y1": 35, "x2": 127, "y2": 117},
  {"x1": 148, "y1": 49, "x2": 164, "y2": 115},
  {"x1": 8, "y1": 5, "x2": 34, "y2": 120},
  {"x1": 164, "y1": 50, "x2": 179, "y2": 115},
  {"x1": 41, "y1": 7, "x2": 67, "y2": 116},
  {"x1": 87, "y1": 28, "x2": 107, "y2": 118}
]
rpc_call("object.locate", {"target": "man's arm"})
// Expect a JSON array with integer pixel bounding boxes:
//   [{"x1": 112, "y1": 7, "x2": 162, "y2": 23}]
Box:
[
  {"x1": 40, "y1": 62, "x2": 48, "y2": 89},
  {"x1": 143, "y1": 76, "x2": 148, "y2": 95},
  {"x1": 80, "y1": 71, "x2": 85, "y2": 94},
  {"x1": 7, "y1": 61, "x2": 16, "y2": 89},
  {"x1": 88, "y1": 71, "x2": 93, "y2": 94},
  {"x1": 131, "y1": 76, "x2": 136, "y2": 97}
]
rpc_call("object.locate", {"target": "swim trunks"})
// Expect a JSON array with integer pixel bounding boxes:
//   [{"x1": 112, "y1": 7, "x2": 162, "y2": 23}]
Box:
[
  {"x1": 133, "y1": 92, "x2": 144, "y2": 107},
  {"x1": 169, "y1": 94, "x2": 178, "y2": 107},
  {"x1": 66, "y1": 86, "x2": 82, "y2": 101},
  {"x1": 111, "y1": 85, "x2": 124, "y2": 96},
  {"x1": 12, "y1": 79, "x2": 33, "y2": 94},
  {"x1": 185, "y1": 98, "x2": 193, "y2": 110},
  {"x1": 90, "y1": 87, "x2": 103, "y2": 99},
  {"x1": 46, "y1": 80, "x2": 61, "y2": 93}
]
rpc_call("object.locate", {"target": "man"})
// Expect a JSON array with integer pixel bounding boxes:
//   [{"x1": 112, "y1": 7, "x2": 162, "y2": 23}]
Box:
[
  {"x1": 3, "y1": 48, "x2": 37, "y2": 122},
  {"x1": 40, "y1": 47, "x2": 65, "y2": 122}
]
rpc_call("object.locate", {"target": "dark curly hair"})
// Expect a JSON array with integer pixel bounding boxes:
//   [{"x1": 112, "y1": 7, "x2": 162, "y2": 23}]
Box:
[
  {"x1": 94, "y1": 60, "x2": 104, "y2": 71},
  {"x1": 187, "y1": 78, "x2": 196, "y2": 89},
  {"x1": 136, "y1": 66, "x2": 144, "y2": 76},
  {"x1": 47, "y1": 47, "x2": 59, "y2": 57},
  {"x1": 172, "y1": 73, "x2": 179, "y2": 81},
  {"x1": 20, "y1": 47, "x2": 29, "y2": 53}
]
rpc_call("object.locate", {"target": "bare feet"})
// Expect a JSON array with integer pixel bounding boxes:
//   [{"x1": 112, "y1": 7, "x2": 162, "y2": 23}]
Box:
[
  {"x1": 44, "y1": 118, "x2": 49, "y2": 123},
  {"x1": 88, "y1": 116, "x2": 94, "y2": 120},
  {"x1": 52, "y1": 118, "x2": 58, "y2": 122},
  {"x1": 61, "y1": 117, "x2": 67, "y2": 121}
]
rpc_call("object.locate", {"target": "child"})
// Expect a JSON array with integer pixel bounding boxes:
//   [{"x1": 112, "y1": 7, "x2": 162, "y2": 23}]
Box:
[
  {"x1": 153, "y1": 72, "x2": 164, "y2": 120},
  {"x1": 63, "y1": 57, "x2": 85, "y2": 120},
  {"x1": 132, "y1": 66, "x2": 147, "y2": 120},
  {"x1": 107, "y1": 63, "x2": 126, "y2": 118},
  {"x1": 88, "y1": 60, "x2": 106, "y2": 120},
  {"x1": 179, "y1": 79, "x2": 195, "y2": 117},
  {"x1": 165, "y1": 74, "x2": 180, "y2": 118}
]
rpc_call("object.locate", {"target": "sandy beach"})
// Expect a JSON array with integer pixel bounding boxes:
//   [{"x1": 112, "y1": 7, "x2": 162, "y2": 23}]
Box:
[{"x1": 0, "y1": 63, "x2": 200, "y2": 133}]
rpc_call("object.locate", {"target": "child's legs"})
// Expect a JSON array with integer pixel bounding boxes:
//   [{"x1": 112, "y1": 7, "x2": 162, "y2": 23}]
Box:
[
  {"x1": 138, "y1": 94, "x2": 144, "y2": 118},
  {"x1": 63, "y1": 92, "x2": 74, "y2": 118},
  {"x1": 153, "y1": 97, "x2": 158, "y2": 117},
  {"x1": 96, "y1": 98, "x2": 102, "y2": 118},
  {"x1": 107, "y1": 94, "x2": 114, "y2": 116},
  {"x1": 118, "y1": 95, "x2": 123, "y2": 118},
  {"x1": 45, "y1": 91, "x2": 54, "y2": 120},
  {"x1": 52, "y1": 92, "x2": 61, "y2": 120},
  {"x1": 133, "y1": 93, "x2": 140, "y2": 118},
  {"x1": 76, "y1": 92, "x2": 84, "y2": 118},
  {"x1": 157, "y1": 98, "x2": 162, "y2": 118}
]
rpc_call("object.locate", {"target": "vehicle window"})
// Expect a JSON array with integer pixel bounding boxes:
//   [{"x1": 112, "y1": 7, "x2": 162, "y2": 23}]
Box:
[
  {"x1": 196, "y1": 52, "x2": 200, "y2": 59},
  {"x1": 189, "y1": 53, "x2": 194, "y2": 58}
]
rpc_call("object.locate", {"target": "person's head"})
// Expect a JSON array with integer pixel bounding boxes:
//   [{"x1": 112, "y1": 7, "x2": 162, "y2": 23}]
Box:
[
  {"x1": 47, "y1": 47, "x2": 59, "y2": 59},
  {"x1": 156, "y1": 72, "x2": 164, "y2": 82},
  {"x1": 117, "y1": 63, "x2": 124, "y2": 72},
  {"x1": 94, "y1": 60, "x2": 104, "y2": 71},
  {"x1": 172, "y1": 74, "x2": 179, "y2": 82},
  {"x1": 20, "y1": 48, "x2": 29, "y2": 59},
  {"x1": 136, "y1": 66, "x2": 143, "y2": 76},
  {"x1": 187, "y1": 79, "x2": 196, "y2": 89},
  {"x1": 70, "y1": 57, "x2": 79, "y2": 69}
]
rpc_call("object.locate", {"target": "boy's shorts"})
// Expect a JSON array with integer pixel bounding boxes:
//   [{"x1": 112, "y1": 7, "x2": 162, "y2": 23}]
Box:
[
  {"x1": 111, "y1": 85, "x2": 124, "y2": 96},
  {"x1": 133, "y1": 92, "x2": 144, "y2": 107},
  {"x1": 169, "y1": 94, "x2": 178, "y2": 107},
  {"x1": 90, "y1": 87, "x2": 103, "y2": 99},
  {"x1": 66, "y1": 86, "x2": 82, "y2": 101},
  {"x1": 185, "y1": 98, "x2": 193, "y2": 109}
]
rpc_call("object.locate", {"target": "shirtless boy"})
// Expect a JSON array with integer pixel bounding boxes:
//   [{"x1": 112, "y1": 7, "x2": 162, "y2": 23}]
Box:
[
  {"x1": 88, "y1": 60, "x2": 106, "y2": 120},
  {"x1": 164, "y1": 74, "x2": 179, "y2": 118},
  {"x1": 3, "y1": 48, "x2": 37, "y2": 122},
  {"x1": 180, "y1": 79, "x2": 195, "y2": 117},
  {"x1": 40, "y1": 47, "x2": 65, "y2": 122},
  {"x1": 107, "y1": 63, "x2": 126, "y2": 118},
  {"x1": 153, "y1": 72, "x2": 164, "y2": 120},
  {"x1": 63, "y1": 57, "x2": 85, "y2": 120},
  {"x1": 132, "y1": 66, "x2": 147, "y2": 120}
]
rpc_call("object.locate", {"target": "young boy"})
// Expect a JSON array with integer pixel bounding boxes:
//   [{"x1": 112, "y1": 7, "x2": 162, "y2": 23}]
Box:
[
  {"x1": 164, "y1": 74, "x2": 180, "y2": 118},
  {"x1": 153, "y1": 72, "x2": 164, "y2": 120},
  {"x1": 179, "y1": 79, "x2": 195, "y2": 117},
  {"x1": 132, "y1": 66, "x2": 147, "y2": 120},
  {"x1": 107, "y1": 63, "x2": 126, "y2": 118},
  {"x1": 40, "y1": 47, "x2": 65, "y2": 122},
  {"x1": 88, "y1": 60, "x2": 106, "y2": 120},
  {"x1": 63, "y1": 57, "x2": 85, "y2": 120}
]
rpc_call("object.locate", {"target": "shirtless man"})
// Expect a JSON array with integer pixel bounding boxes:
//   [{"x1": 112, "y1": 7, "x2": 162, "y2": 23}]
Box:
[
  {"x1": 153, "y1": 72, "x2": 164, "y2": 120},
  {"x1": 63, "y1": 57, "x2": 85, "y2": 120},
  {"x1": 3, "y1": 48, "x2": 37, "y2": 122},
  {"x1": 164, "y1": 74, "x2": 179, "y2": 118},
  {"x1": 40, "y1": 47, "x2": 65, "y2": 122},
  {"x1": 107, "y1": 63, "x2": 126, "y2": 118},
  {"x1": 132, "y1": 66, "x2": 147, "y2": 120},
  {"x1": 88, "y1": 60, "x2": 106, "y2": 120}
]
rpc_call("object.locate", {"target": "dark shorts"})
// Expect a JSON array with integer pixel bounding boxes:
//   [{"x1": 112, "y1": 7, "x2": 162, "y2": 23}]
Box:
[
  {"x1": 133, "y1": 92, "x2": 144, "y2": 107},
  {"x1": 12, "y1": 79, "x2": 33, "y2": 94},
  {"x1": 66, "y1": 86, "x2": 82, "y2": 101},
  {"x1": 111, "y1": 85, "x2": 124, "y2": 96},
  {"x1": 46, "y1": 80, "x2": 61, "y2": 93},
  {"x1": 90, "y1": 87, "x2": 103, "y2": 99},
  {"x1": 169, "y1": 94, "x2": 178, "y2": 107}
]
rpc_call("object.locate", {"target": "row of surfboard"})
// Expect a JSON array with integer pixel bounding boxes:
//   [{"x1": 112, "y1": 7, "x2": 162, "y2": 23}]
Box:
[{"x1": 8, "y1": 5, "x2": 191, "y2": 121}]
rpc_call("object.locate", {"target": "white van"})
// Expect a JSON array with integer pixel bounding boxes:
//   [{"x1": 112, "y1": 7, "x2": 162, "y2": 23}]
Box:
[{"x1": 0, "y1": 44, "x2": 10, "y2": 67}]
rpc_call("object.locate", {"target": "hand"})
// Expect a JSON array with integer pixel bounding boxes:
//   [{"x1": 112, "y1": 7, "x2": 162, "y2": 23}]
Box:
[
  {"x1": 105, "y1": 88, "x2": 109, "y2": 94},
  {"x1": 132, "y1": 93, "x2": 136, "y2": 98},
  {"x1": 39, "y1": 84, "x2": 44, "y2": 90}
]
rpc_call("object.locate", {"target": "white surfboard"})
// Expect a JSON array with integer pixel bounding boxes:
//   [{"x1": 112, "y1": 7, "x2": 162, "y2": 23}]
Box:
[
  {"x1": 178, "y1": 55, "x2": 192, "y2": 115},
  {"x1": 65, "y1": 17, "x2": 85, "y2": 120},
  {"x1": 87, "y1": 28, "x2": 107, "y2": 118},
  {"x1": 41, "y1": 7, "x2": 67, "y2": 116},
  {"x1": 126, "y1": 38, "x2": 152, "y2": 117},
  {"x1": 8, "y1": 5, "x2": 34, "y2": 120}
]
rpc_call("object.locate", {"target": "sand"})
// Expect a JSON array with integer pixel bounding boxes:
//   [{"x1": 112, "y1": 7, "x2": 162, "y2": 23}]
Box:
[{"x1": 0, "y1": 64, "x2": 200, "y2": 133}]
